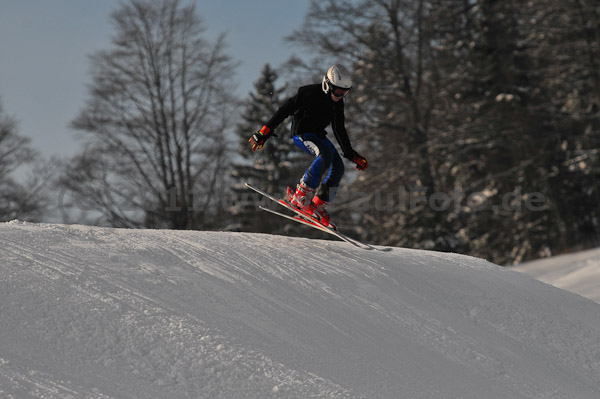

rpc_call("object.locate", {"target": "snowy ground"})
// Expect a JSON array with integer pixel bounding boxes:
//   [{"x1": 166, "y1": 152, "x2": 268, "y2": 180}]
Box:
[
  {"x1": 514, "y1": 247, "x2": 600, "y2": 304},
  {"x1": 2, "y1": 221, "x2": 600, "y2": 399}
]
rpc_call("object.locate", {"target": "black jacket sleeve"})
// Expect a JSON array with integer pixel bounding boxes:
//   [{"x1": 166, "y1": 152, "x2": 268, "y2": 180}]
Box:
[
  {"x1": 265, "y1": 88, "x2": 308, "y2": 131},
  {"x1": 332, "y1": 101, "x2": 357, "y2": 160}
]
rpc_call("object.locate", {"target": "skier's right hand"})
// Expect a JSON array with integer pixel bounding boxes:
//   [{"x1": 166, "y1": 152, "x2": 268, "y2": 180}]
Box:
[
  {"x1": 249, "y1": 125, "x2": 272, "y2": 151},
  {"x1": 352, "y1": 153, "x2": 368, "y2": 171}
]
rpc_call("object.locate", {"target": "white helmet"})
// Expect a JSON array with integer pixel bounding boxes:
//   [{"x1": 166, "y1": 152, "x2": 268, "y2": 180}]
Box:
[{"x1": 322, "y1": 64, "x2": 352, "y2": 97}]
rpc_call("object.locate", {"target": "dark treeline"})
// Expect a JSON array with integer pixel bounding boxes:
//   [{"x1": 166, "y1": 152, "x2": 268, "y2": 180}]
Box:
[{"x1": 235, "y1": 0, "x2": 600, "y2": 264}]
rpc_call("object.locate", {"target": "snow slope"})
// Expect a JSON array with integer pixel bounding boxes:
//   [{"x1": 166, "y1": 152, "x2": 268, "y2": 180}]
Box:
[
  {"x1": 2, "y1": 221, "x2": 600, "y2": 399},
  {"x1": 514, "y1": 247, "x2": 600, "y2": 304}
]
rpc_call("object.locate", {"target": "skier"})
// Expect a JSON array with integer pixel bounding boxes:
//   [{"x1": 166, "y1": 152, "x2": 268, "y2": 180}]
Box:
[{"x1": 249, "y1": 64, "x2": 368, "y2": 229}]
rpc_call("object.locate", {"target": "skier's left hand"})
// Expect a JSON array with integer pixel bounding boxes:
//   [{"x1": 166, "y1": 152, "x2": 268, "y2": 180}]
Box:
[{"x1": 352, "y1": 154, "x2": 368, "y2": 171}]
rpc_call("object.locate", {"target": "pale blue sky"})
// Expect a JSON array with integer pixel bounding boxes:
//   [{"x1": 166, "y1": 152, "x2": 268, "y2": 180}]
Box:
[{"x1": 0, "y1": 0, "x2": 310, "y2": 158}]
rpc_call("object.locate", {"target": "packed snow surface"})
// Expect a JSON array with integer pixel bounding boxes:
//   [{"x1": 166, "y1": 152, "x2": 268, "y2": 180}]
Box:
[
  {"x1": 514, "y1": 247, "x2": 600, "y2": 304},
  {"x1": 2, "y1": 221, "x2": 600, "y2": 399}
]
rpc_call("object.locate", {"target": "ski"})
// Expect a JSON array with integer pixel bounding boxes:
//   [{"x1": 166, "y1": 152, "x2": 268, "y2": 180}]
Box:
[
  {"x1": 246, "y1": 183, "x2": 391, "y2": 252},
  {"x1": 258, "y1": 205, "x2": 368, "y2": 249},
  {"x1": 247, "y1": 183, "x2": 339, "y2": 230}
]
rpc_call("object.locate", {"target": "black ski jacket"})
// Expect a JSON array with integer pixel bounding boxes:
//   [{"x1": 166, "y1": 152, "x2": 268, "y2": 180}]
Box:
[{"x1": 266, "y1": 84, "x2": 357, "y2": 160}]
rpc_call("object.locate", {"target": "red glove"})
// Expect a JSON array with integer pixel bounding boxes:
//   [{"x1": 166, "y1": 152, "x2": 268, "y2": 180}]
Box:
[
  {"x1": 353, "y1": 154, "x2": 368, "y2": 170},
  {"x1": 249, "y1": 125, "x2": 272, "y2": 151}
]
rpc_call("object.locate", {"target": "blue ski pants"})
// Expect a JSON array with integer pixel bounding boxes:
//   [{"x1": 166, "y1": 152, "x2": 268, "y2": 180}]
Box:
[{"x1": 293, "y1": 133, "x2": 344, "y2": 202}]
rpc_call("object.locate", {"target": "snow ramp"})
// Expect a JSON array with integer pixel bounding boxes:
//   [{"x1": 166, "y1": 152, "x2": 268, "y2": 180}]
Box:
[{"x1": 1, "y1": 221, "x2": 600, "y2": 399}]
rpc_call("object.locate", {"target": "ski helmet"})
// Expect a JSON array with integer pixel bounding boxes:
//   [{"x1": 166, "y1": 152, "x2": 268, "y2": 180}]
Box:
[{"x1": 322, "y1": 64, "x2": 352, "y2": 98}]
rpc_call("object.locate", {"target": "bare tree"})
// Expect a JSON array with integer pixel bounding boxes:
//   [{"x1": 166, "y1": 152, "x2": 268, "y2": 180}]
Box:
[
  {"x1": 62, "y1": 0, "x2": 237, "y2": 229},
  {"x1": 0, "y1": 99, "x2": 48, "y2": 221}
]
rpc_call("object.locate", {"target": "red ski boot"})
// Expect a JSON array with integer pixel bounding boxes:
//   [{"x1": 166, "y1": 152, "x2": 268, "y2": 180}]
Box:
[
  {"x1": 307, "y1": 196, "x2": 337, "y2": 230},
  {"x1": 286, "y1": 181, "x2": 313, "y2": 210}
]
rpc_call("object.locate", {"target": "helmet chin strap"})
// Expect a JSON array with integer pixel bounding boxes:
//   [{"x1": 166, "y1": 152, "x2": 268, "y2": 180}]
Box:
[{"x1": 322, "y1": 77, "x2": 330, "y2": 94}]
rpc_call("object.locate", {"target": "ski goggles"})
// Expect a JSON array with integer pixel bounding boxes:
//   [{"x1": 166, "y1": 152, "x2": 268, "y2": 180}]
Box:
[{"x1": 331, "y1": 85, "x2": 351, "y2": 98}]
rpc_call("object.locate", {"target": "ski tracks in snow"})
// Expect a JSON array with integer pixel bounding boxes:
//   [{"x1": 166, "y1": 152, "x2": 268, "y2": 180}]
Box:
[
  {"x1": 0, "y1": 223, "x2": 359, "y2": 398},
  {"x1": 3, "y1": 222, "x2": 600, "y2": 399}
]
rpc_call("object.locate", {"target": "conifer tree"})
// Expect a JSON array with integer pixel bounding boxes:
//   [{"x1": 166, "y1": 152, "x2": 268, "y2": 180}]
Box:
[{"x1": 229, "y1": 64, "x2": 305, "y2": 233}]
